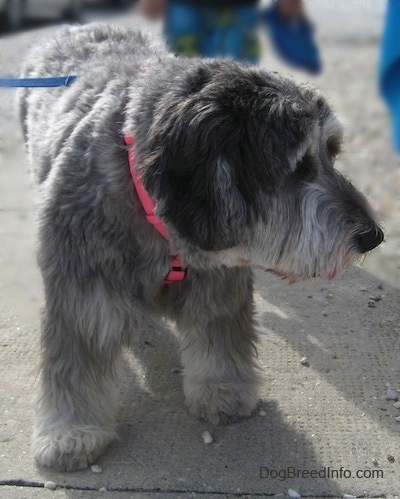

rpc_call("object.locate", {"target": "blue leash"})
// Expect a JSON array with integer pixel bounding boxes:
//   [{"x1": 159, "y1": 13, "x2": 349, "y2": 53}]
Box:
[{"x1": 0, "y1": 75, "x2": 78, "y2": 88}]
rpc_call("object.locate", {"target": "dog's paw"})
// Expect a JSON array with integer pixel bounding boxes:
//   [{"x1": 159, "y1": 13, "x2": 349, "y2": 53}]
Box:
[
  {"x1": 184, "y1": 380, "x2": 259, "y2": 425},
  {"x1": 32, "y1": 425, "x2": 117, "y2": 471}
]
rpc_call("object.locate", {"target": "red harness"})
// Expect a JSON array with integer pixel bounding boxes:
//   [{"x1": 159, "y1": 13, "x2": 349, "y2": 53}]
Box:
[{"x1": 125, "y1": 135, "x2": 186, "y2": 284}]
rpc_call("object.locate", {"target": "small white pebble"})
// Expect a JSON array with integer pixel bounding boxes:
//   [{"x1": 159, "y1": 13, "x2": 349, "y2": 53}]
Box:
[
  {"x1": 170, "y1": 367, "x2": 182, "y2": 373},
  {"x1": 44, "y1": 481, "x2": 57, "y2": 491},
  {"x1": 393, "y1": 401, "x2": 400, "y2": 409},
  {"x1": 288, "y1": 488, "x2": 301, "y2": 498},
  {"x1": 359, "y1": 287, "x2": 368, "y2": 292},
  {"x1": 300, "y1": 357, "x2": 309, "y2": 366},
  {"x1": 99, "y1": 487, "x2": 107, "y2": 492},
  {"x1": 259, "y1": 410, "x2": 267, "y2": 416},
  {"x1": 343, "y1": 495, "x2": 357, "y2": 499},
  {"x1": 91, "y1": 464, "x2": 103, "y2": 474},
  {"x1": 386, "y1": 388, "x2": 399, "y2": 401},
  {"x1": 202, "y1": 430, "x2": 213, "y2": 444},
  {"x1": 395, "y1": 416, "x2": 400, "y2": 422}
]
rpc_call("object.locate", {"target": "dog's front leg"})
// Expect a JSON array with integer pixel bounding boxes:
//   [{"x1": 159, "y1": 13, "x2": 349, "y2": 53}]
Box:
[
  {"x1": 172, "y1": 267, "x2": 262, "y2": 425},
  {"x1": 32, "y1": 277, "x2": 125, "y2": 472}
]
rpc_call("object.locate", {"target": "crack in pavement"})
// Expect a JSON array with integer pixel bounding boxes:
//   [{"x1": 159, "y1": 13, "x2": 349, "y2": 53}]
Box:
[{"x1": 0, "y1": 479, "x2": 368, "y2": 497}]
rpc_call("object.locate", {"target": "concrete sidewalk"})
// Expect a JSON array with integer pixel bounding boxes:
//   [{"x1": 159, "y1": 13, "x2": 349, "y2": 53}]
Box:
[{"x1": 1, "y1": 2, "x2": 399, "y2": 497}]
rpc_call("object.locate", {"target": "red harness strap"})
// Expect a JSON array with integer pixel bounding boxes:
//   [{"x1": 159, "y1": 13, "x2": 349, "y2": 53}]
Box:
[{"x1": 125, "y1": 135, "x2": 186, "y2": 284}]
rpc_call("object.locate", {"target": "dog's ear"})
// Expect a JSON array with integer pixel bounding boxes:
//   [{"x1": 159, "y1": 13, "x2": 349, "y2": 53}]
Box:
[
  {"x1": 137, "y1": 64, "x2": 318, "y2": 250},
  {"x1": 141, "y1": 146, "x2": 249, "y2": 251}
]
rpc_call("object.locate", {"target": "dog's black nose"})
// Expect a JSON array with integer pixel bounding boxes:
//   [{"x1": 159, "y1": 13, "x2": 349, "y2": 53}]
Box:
[{"x1": 358, "y1": 227, "x2": 384, "y2": 253}]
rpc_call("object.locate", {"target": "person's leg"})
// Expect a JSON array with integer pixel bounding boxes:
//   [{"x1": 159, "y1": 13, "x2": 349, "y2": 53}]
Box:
[
  {"x1": 140, "y1": 0, "x2": 165, "y2": 20},
  {"x1": 201, "y1": 7, "x2": 236, "y2": 58},
  {"x1": 379, "y1": 0, "x2": 400, "y2": 152},
  {"x1": 202, "y1": 6, "x2": 260, "y2": 63},
  {"x1": 225, "y1": 5, "x2": 260, "y2": 64},
  {"x1": 275, "y1": 0, "x2": 304, "y2": 19},
  {"x1": 165, "y1": 1, "x2": 203, "y2": 57}
]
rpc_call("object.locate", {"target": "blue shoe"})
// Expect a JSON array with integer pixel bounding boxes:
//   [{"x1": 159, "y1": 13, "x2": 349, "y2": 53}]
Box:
[
  {"x1": 263, "y1": 2, "x2": 322, "y2": 74},
  {"x1": 379, "y1": 0, "x2": 400, "y2": 152}
]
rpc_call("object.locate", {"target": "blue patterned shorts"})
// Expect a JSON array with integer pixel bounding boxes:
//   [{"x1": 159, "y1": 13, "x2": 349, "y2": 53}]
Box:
[{"x1": 165, "y1": 2, "x2": 260, "y2": 63}]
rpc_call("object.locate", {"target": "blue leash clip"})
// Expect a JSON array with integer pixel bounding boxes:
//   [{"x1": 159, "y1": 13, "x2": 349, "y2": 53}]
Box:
[{"x1": 0, "y1": 75, "x2": 78, "y2": 88}]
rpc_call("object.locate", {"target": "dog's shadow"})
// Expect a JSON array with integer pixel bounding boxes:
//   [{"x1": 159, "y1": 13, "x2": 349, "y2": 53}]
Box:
[
  {"x1": 42, "y1": 266, "x2": 398, "y2": 496},
  {"x1": 55, "y1": 301, "x2": 345, "y2": 496},
  {"x1": 254, "y1": 266, "x2": 400, "y2": 435},
  {"x1": 87, "y1": 334, "x2": 343, "y2": 497},
  {"x1": 116, "y1": 319, "x2": 184, "y2": 433}
]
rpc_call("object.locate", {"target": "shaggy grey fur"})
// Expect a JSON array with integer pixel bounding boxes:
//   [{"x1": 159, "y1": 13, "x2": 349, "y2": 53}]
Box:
[{"x1": 18, "y1": 23, "x2": 383, "y2": 472}]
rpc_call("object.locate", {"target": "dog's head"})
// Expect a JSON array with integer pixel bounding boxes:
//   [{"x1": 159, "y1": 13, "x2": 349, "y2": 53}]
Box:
[{"x1": 132, "y1": 60, "x2": 383, "y2": 280}]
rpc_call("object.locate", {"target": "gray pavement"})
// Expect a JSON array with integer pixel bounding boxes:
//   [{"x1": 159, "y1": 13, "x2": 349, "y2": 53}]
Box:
[{"x1": 1, "y1": 2, "x2": 399, "y2": 497}]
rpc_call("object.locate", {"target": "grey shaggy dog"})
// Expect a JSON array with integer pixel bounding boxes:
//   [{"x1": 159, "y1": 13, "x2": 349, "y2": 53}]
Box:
[{"x1": 18, "y1": 23, "x2": 383, "y2": 472}]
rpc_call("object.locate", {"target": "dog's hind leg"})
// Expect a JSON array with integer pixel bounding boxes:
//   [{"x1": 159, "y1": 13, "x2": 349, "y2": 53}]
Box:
[
  {"x1": 32, "y1": 275, "x2": 128, "y2": 472},
  {"x1": 171, "y1": 267, "x2": 262, "y2": 425}
]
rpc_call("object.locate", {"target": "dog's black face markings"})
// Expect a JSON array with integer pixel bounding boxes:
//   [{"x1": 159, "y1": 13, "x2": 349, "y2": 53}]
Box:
[{"x1": 139, "y1": 62, "x2": 318, "y2": 251}]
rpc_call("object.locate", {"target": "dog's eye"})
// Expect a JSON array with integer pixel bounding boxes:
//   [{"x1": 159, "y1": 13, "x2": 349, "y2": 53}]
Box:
[
  {"x1": 326, "y1": 134, "x2": 342, "y2": 160},
  {"x1": 295, "y1": 152, "x2": 317, "y2": 181}
]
